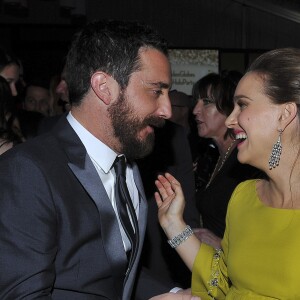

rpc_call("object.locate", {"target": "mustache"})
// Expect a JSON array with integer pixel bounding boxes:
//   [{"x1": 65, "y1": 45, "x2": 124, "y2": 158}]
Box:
[{"x1": 144, "y1": 116, "x2": 166, "y2": 129}]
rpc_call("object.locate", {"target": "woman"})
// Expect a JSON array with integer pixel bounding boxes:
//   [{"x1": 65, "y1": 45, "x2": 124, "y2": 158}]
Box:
[
  {"x1": 154, "y1": 48, "x2": 300, "y2": 299},
  {"x1": 0, "y1": 48, "x2": 20, "y2": 97},
  {"x1": 192, "y1": 71, "x2": 259, "y2": 247},
  {"x1": 0, "y1": 49, "x2": 27, "y2": 143},
  {"x1": 0, "y1": 76, "x2": 21, "y2": 154}
]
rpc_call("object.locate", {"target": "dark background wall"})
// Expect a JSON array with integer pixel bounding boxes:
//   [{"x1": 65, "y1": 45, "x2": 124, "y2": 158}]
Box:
[{"x1": 1, "y1": 0, "x2": 300, "y2": 83}]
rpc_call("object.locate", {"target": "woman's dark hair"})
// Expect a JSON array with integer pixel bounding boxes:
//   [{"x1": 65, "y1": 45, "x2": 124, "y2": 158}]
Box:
[
  {"x1": 248, "y1": 48, "x2": 300, "y2": 115},
  {"x1": 0, "y1": 75, "x2": 12, "y2": 129},
  {"x1": 192, "y1": 70, "x2": 242, "y2": 140},
  {"x1": 0, "y1": 76, "x2": 21, "y2": 145},
  {"x1": 0, "y1": 48, "x2": 20, "y2": 73},
  {"x1": 65, "y1": 20, "x2": 168, "y2": 105},
  {"x1": 192, "y1": 70, "x2": 243, "y2": 117}
]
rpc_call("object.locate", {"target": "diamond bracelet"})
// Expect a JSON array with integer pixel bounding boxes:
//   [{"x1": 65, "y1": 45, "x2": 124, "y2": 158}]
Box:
[{"x1": 167, "y1": 225, "x2": 194, "y2": 248}]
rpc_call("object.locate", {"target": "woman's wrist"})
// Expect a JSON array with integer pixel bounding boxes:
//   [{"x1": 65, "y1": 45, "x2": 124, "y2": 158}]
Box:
[
  {"x1": 168, "y1": 225, "x2": 194, "y2": 248},
  {"x1": 162, "y1": 219, "x2": 187, "y2": 240}
]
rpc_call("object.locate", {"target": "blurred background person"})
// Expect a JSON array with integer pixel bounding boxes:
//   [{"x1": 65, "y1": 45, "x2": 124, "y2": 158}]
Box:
[
  {"x1": 23, "y1": 79, "x2": 51, "y2": 117},
  {"x1": 49, "y1": 65, "x2": 71, "y2": 116},
  {"x1": 16, "y1": 109, "x2": 44, "y2": 140},
  {"x1": 0, "y1": 48, "x2": 20, "y2": 98},
  {"x1": 168, "y1": 89, "x2": 195, "y2": 133},
  {"x1": 168, "y1": 89, "x2": 205, "y2": 177},
  {"x1": 55, "y1": 65, "x2": 70, "y2": 113},
  {"x1": 37, "y1": 65, "x2": 70, "y2": 134},
  {"x1": 0, "y1": 76, "x2": 22, "y2": 154}
]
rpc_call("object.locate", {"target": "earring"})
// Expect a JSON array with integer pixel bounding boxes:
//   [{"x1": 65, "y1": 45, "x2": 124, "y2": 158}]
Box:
[{"x1": 269, "y1": 129, "x2": 283, "y2": 170}]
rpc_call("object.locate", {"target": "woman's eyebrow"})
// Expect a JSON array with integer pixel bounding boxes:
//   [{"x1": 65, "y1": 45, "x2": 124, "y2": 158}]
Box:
[{"x1": 233, "y1": 95, "x2": 252, "y2": 102}]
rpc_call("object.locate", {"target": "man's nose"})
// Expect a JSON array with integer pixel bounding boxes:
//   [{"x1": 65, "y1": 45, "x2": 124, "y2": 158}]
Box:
[{"x1": 159, "y1": 94, "x2": 172, "y2": 119}]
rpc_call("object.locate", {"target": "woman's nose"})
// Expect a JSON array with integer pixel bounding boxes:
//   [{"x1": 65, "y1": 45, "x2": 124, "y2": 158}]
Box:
[
  {"x1": 193, "y1": 100, "x2": 203, "y2": 115},
  {"x1": 225, "y1": 110, "x2": 237, "y2": 128}
]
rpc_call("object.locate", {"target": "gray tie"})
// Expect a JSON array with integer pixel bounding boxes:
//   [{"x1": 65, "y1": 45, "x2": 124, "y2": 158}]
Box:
[{"x1": 113, "y1": 155, "x2": 139, "y2": 265}]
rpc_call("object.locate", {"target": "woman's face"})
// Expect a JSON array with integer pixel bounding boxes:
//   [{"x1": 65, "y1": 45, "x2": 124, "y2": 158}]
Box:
[
  {"x1": 193, "y1": 86, "x2": 227, "y2": 140},
  {"x1": 0, "y1": 63, "x2": 20, "y2": 96},
  {"x1": 226, "y1": 72, "x2": 282, "y2": 169}
]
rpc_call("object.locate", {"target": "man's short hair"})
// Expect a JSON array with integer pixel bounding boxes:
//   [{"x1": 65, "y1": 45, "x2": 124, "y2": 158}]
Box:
[{"x1": 65, "y1": 20, "x2": 168, "y2": 105}]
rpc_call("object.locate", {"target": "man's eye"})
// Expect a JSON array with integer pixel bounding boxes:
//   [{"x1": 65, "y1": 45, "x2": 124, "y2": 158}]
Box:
[{"x1": 154, "y1": 90, "x2": 163, "y2": 96}]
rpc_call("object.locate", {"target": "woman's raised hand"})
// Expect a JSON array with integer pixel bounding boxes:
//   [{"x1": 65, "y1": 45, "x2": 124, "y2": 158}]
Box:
[
  {"x1": 154, "y1": 173, "x2": 202, "y2": 271},
  {"x1": 154, "y1": 173, "x2": 186, "y2": 231}
]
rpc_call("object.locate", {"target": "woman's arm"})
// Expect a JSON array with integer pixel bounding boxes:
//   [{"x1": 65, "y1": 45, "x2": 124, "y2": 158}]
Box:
[{"x1": 154, "y1": 173, "x2": 202, "y2": 270}]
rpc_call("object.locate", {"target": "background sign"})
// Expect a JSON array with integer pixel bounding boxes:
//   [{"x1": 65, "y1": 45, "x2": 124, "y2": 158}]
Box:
[{"x1": 169, "y1": 49, "x2": 219, "y2": 95}]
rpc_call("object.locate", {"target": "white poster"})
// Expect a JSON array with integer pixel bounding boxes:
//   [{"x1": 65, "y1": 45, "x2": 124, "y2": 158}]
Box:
[{"x1": 169, "y1": 49, "x2": 219, "y2": 96}]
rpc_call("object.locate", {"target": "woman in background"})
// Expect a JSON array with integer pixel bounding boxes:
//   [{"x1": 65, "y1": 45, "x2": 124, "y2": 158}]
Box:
[
  {"x1": 192, "y1": 71, "x2": 260, "y2": 248},
  {"x1": 0, "y1": 76, "x2": 22, "y2": 154},
  {"x1": 0, "y1": 48, "x2": 20, "y2": 97}
]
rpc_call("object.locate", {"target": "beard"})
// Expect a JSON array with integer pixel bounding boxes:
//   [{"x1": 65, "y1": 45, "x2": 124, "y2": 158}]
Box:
[{"x1": 108, "y1": 92, "x2": 165, "y2": 160}]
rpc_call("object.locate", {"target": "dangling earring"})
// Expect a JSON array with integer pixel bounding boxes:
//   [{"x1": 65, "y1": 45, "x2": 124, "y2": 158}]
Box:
[{"x1": 269, "y1": 129, "x2": 283, "y2": 170}]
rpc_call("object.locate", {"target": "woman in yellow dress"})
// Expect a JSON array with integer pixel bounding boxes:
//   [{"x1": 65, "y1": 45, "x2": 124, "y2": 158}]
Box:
[{"x1": 153, "y1": 48, "x2": 300, "y2": 299}]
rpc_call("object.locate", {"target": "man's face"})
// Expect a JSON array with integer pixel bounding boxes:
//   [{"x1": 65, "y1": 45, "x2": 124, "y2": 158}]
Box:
[
  {"x1": 24, "y1": 85, "x2": 50, "y2": 116},
  {"x1": 108, "y1": 48, "x2": 172, "y2": 160}
]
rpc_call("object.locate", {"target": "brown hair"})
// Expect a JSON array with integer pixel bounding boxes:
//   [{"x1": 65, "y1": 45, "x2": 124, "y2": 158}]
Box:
[{"x1": 248, "y1": 48, "x2": 300, "y2": 116}]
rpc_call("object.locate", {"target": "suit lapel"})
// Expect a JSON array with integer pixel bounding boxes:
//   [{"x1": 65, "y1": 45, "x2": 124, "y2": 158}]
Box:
[{"x1": 53, "y1": 116, "x2": 127, "y2": 295}]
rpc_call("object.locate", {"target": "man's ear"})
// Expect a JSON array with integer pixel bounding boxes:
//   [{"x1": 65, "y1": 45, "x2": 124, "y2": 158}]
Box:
[
  {"x1": 90, "y1": 72, "x2": 112, "y2": 105},
  {"x1": 280, "y1": 102, "x2": 298, "y2": 130}
]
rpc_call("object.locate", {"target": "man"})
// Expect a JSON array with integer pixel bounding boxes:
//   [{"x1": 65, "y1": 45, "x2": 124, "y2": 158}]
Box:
[
  {"x1": 38, "y1": 66, "x2": 70, "y2": 134},
  {"x1": 23, "y1": 81, "x2": 51, "y2": 116},
  {"x1": 0, "y1": 20, "x2": 198, "y2": 300},
  {"x1": 168, "y1": 89, "x2": 195, "y2": 131}
]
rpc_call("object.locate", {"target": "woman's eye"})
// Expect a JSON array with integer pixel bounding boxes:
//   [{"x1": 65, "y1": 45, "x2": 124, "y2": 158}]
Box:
[
  {"x1": 203, "y1": 98, "x2": 215, "y2": 105},
  {"x1": 237, "y1": 100, "x2": 247, "y2": 109}
]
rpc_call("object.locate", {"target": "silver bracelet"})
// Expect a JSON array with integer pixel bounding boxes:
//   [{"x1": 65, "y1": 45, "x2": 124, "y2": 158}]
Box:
[{"x1": 167, "y1": 225, "x2": 194, "y2": 248}]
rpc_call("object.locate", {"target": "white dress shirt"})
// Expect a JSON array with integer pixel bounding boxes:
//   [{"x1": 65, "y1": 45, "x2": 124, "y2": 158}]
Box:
[{"x1": 67, "y1": 112, "x2": 139, "y2": 251}]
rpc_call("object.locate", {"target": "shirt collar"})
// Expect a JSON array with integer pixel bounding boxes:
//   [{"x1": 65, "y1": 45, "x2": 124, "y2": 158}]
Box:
[{"x1": 67, "y1": 112, "x2": 117, "y2": 173}]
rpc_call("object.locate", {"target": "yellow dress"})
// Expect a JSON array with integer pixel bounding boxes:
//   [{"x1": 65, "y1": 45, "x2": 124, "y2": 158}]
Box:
[{"x1": 192, "y1": 179, "x2": 300, "y2": 299}]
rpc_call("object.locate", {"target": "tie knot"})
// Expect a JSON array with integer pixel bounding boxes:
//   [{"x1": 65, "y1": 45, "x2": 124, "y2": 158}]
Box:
[{"x1": 114, "y1": 155, "x2": 127, "y2": 177}]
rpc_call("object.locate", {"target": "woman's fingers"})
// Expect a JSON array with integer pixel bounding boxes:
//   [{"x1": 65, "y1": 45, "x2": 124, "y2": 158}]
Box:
[
  {"x1": 157, "y1": 174, "x2": 174, "y2": 196},
  {"x1": 154, "y1": 191, "x2": 165, "y2": 208},
  {"x1": 154, "y1": 173, "x2": 184, "y2": 212},
  {"x1": 155, "y1": 179, "x2": 169, "y2": 200}
]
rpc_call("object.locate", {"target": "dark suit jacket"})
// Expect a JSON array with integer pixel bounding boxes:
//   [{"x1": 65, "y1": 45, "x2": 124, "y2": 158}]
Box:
[{"x1": 0, "y1": 116, "x2": 168, "y2": 299}]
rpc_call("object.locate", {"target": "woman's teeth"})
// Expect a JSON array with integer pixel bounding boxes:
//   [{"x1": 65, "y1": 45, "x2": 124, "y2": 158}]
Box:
[{"x1": 236, "y1": 133, "x2": 247, "y2": 140}]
